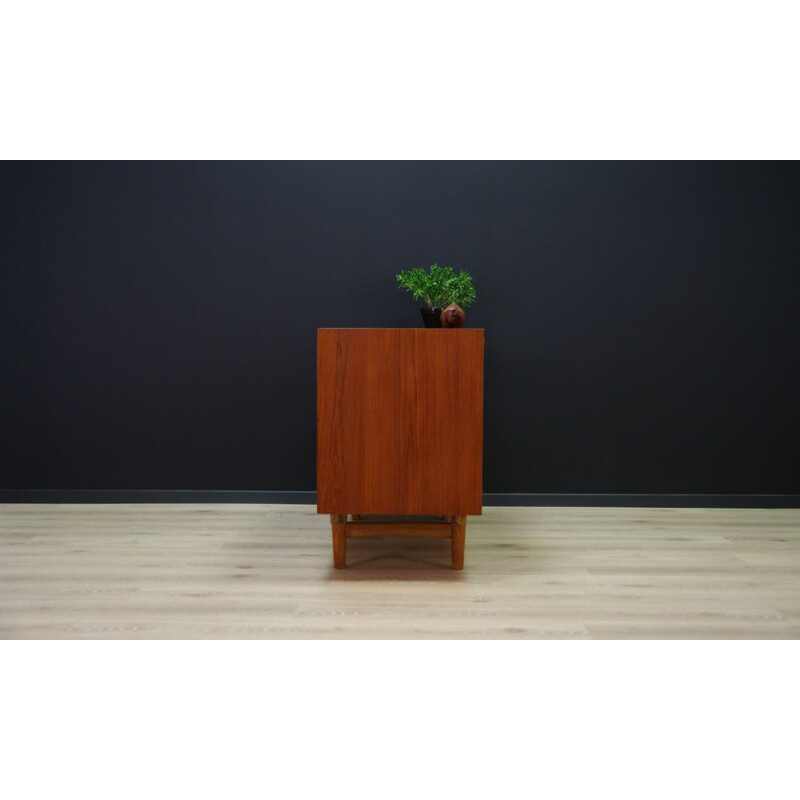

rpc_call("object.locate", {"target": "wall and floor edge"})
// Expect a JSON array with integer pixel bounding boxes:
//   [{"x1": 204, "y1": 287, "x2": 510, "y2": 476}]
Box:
[{"x1": 1, "y1": 490, "x2": 798, "y2": 508}]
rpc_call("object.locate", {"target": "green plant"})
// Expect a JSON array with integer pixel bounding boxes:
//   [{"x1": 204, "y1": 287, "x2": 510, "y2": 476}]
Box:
[{"x1": 396, "y1": 263, "x2": 476, "y2": 309}]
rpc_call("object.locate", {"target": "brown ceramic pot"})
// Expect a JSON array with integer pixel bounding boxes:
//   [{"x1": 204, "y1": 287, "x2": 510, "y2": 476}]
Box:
[{"x1": 440, "y1": 303, "x2": 465, "y2": 328}]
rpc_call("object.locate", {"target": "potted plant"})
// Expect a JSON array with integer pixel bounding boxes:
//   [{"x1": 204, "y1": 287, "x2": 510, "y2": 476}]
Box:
[{"x1": 396, "y1": 263, "x2": 476, "y2": 327}]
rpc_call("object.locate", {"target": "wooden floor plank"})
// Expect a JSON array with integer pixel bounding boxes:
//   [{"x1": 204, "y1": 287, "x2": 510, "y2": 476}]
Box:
[{"x1": 1, "y1": 503, "x2": 798, "y2": 639}]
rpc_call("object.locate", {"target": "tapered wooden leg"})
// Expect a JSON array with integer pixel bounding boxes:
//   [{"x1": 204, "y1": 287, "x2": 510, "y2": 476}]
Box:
[
  {"x1": 451, "y1": 515, "x2": 466, "y2": 570},
  {"x1": 331, "y1": 514, "x2": 347, "y2": 568}
]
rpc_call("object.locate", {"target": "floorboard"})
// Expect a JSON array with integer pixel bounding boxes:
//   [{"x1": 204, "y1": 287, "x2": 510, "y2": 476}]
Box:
[{"x1": 1, "y1": 504, "x2": 798, "y2": 639}]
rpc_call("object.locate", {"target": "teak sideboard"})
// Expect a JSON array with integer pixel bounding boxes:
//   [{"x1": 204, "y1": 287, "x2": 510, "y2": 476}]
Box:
[{"x1": 317, "y1": 328, "x2": 484, "y2": 569}]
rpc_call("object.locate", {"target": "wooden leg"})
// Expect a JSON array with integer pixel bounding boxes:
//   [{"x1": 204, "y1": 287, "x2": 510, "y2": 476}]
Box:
[
  {"x1": 331, "y1": 514, "x2": 347, "y2": 568},
  {"x1": 451, "y1": 515, "x2": 466, "y2": 570}
]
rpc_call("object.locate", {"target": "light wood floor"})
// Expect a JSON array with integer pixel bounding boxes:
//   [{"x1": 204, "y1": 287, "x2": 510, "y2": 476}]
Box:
[{"x1": 1, "y1": 503, "x2": 798, "y2": 639}]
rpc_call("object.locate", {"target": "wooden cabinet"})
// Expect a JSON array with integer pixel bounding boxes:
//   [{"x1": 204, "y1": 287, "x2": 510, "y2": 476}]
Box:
[{"x1": 317, "y1": 328, "x2": 484, "y2": 569}]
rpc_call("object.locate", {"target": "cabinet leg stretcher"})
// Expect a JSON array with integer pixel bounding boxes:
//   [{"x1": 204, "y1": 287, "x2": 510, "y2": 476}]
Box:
[{"x1": 330, "y1": 515, "x2": 467, "y2": 570}]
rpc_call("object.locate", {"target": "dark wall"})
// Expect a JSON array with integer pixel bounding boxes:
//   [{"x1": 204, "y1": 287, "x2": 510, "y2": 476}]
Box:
[{"x1": 2, "y1": 161, "x2": 799, "y2": 496}]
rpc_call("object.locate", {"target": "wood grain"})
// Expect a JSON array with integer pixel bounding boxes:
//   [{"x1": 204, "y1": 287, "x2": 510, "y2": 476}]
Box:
[
  {"x1": 1, "y1": 503, "x2": 798, "y2": 639},
  {"x1": 316, "y1": 328, "x2": 484, "y2": 516}
]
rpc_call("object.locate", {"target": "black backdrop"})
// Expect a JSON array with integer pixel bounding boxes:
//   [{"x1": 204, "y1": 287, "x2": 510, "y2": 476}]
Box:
[{"x1": 2, "y1": 161, "x2": 799, "y2": 502}]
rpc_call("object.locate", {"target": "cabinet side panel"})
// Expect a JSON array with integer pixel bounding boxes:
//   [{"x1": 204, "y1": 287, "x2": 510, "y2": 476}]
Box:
[
  {"x1": 317, "y1": 330, "x2": 344, "y2": 512},
  {"x1": 317, "y1": 329, "x2": 484, "y2": 515}
]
